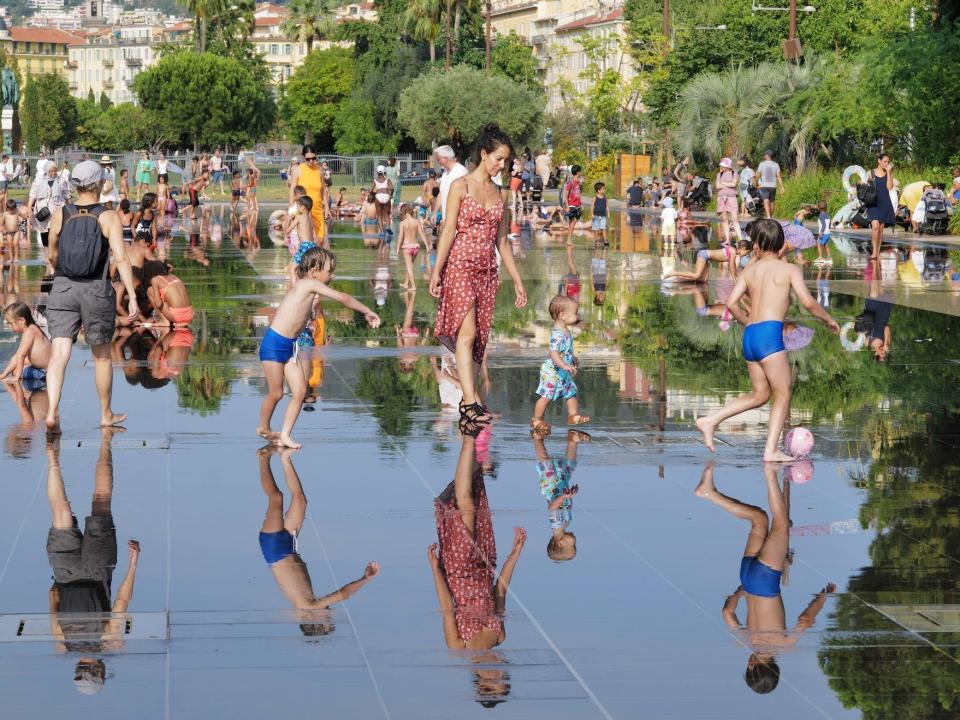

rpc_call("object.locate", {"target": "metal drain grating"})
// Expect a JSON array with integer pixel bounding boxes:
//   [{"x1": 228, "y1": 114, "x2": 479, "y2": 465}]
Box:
[
  {"x1": 75, "y1": 436, "x2": 170, "y2": 450},
  {"x1": 0, "y1": 612, "x2": 168, "y2": 642}
]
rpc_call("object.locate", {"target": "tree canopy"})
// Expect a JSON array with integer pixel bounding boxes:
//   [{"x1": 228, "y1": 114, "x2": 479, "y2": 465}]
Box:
[
  {"x1": 134, "y1": 50, "x2": 275, "y2": 150},
  {"x1": 20, "y1": 74, "x2": 77, "y2": 152},
  {"x1": 279, "y1": 47, "x2": 355, "y2": 145},
  {"x1": 397, "y1": 65, "x2": 542, "y2": 155}
]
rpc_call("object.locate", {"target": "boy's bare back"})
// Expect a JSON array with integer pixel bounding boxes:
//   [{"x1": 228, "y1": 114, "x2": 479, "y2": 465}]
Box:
[{"x1": 740, "y1": 257, "x2": 804, "y2": 324}]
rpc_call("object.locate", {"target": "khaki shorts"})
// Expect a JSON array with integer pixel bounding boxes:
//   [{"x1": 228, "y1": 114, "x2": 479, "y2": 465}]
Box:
[{"x1": 47, "y1": 276, "x2": 117, "y2": 346}]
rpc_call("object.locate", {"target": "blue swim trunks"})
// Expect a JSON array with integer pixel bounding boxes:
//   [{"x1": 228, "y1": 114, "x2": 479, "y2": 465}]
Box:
[
  {"x1": 259, "y1": 327, "x2": 296, "y2": 364},
  {"x1": 740, "y1": 555, "x2": 783, "y2": 597},
  {"x1": 259, "y1": 530, "x2": 296, "y2": 564},
  {"x1": 21, "y1": 365, "x2": 47, "y2": 391},
  {"x1": 817, "y1": 233, "x2": 830, "y2": 246},
  {"x1": 742, "y1": 320, "x2": 785, "y2": 363}
]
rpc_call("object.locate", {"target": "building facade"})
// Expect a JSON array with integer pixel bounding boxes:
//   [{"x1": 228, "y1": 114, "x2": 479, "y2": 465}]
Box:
[
  {"x1": 0, "y1": 25, "x2": 82, "y2": 81},
  {"x1": 489, "y1": 0, "x2": 634, "y2": 114},
  {"x1": 68, "y1": 27, "x2": 163, "y2": 104}
]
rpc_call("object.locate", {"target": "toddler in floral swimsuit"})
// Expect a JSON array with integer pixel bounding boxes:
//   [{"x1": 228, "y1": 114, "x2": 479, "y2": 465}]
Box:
[{"x1": 531, "y1": 295, "x2": 591, "y2": 435}]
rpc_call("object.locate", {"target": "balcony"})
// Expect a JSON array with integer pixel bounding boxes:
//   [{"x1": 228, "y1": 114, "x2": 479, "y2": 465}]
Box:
[
  {"x1": 64, "y1": 60, "x2": 78, "y2": 69},
  {"x1": 102, "y1": 58, "x2": 114, "y2": 67},
  {"x1": 124, "y1": 57, "x2": 142, "y2": 67},
  {"x1": 69, "y1": 81, "x2": 77, "y2": 90},
  {"x1": 104, "y1": 79, "x2": 114, "y2": 88}
]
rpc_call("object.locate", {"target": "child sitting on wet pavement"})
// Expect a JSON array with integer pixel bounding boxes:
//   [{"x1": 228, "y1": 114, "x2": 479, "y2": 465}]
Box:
[
  {"x1": 258, "y1": 246, "x2": 381, "y2": 449},
  {"x1": 1, "y1": 301, "x2": 51, "y2": 385},
  {"x1": 530, "y1": 294, "x2": 590, "y2": 436}
]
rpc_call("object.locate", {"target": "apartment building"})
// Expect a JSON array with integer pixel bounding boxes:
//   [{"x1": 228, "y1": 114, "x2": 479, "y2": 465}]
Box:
[
  {"x1": 490, "y1": 0, "x2": 634, "y2": 114},
  {"x1": 67, "y1": 27, "x2": 162, "y2": 104},
  {"x1": 0, "y1": 22, "x2": 82, "y2": 81}
]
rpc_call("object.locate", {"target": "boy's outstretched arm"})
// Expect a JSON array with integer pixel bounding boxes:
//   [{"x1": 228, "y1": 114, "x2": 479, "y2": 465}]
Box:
[
  {"x1": 722, "y1": 586, "x2": 744, "y2": 629},
  {"x1": 790, "y1": 266, "x2": 839, "y2": 332},
  {"x1": 307, "y1": 280, "x2": 381, "y2": 327},
  {"x1": 792, "y1": 583, "x2": 835, "y2": 634},
  {"x1": 315, "y1": 562, "x2": 379, "y2": 608}
]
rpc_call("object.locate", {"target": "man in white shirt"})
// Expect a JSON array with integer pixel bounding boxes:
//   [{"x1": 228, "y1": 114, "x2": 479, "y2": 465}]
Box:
[
  {"x1": 434, "y1": 145, "x2": 467, "y2": 224},
  {"x1": 755, "y1": 150, "x2": 784, "y2": 219},
  {"x1": 36, "y1": 151, "x2": 50, "y2": 178},
  {"x1": 210, "y1": 148, "x2": 224, "y2": 195}
]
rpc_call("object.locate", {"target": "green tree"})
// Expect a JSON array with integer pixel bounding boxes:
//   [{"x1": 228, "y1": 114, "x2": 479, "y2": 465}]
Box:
[
  {"x1": 397, "y1": 64, "x2": 542, "y2": 154},
  {"x1": 179, "y1": 0, "x2": 225, "y2": 53},
  {"x1": 491, "y1": 32, "x2": 542, "y2": 92},
  {"x1": 279, "y1": 47, "x2": 354, "y2": 145},
  {"x1": 333, "y1": 98, "x2": 392, "y2": 153},
  {"x1": 401, "y1": 0, "x2": 443, "y2": 62},
  {"x1": 98, "y1": 90, "x2": 112, "y2": 110},
  {"x1": 20, "y1": 74, "x2": 77, "y2": 152},
  {"x1": 134, "y1": 50, "x2": 275, "y2": 150},
  {"x1": 281, "y1": 0, "x2": 336, "y2": 54},
  {"x1": 85, "y1": 104, "x2": 164, "y2": 152},
  {"x1": 206, "y1": 0, "x2": 257, "y2": 61}
]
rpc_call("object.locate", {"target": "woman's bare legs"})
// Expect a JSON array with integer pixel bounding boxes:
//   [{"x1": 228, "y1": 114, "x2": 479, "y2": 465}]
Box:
[
  {"x1": 455, "y1": 306, "x2": 489, "y2": 420},
  {"x1": 870, "y1": 220, "x2": 882, "y2": 259}
]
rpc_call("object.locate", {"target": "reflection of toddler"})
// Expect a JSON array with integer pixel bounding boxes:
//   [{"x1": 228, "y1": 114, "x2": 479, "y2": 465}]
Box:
[
  {"x1": 533, "y1": 430, "x2": 588, "y2": 562},
  {"x1": 531, "y1": 295, "x2": 590, "y2": 435}
]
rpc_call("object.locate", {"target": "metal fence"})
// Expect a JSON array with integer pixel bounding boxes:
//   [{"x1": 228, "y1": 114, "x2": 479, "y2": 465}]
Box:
[{"x1": 15, "y1": 150, "x2": 434, "y2": 187}]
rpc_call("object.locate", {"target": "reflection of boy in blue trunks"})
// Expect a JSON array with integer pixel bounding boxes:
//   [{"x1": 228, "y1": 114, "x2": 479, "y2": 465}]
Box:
[
  {"x1": 258, "y1": 446, "x2": 379, "y2": 636},
  {"x1": 532, "y1": 429, "x2": 589, "y2": 562},
  {"x1": 696, "y1": 220, "x2": 839, "y2": 462},
  {"x1": 697, "y1": 462, "x2": 835, "y2": 695}
]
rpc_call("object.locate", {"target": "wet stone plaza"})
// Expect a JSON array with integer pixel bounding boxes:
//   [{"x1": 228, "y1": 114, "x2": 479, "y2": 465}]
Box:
[{"x1": 1, "y1": 207, "x2": 959, "y2": 719}]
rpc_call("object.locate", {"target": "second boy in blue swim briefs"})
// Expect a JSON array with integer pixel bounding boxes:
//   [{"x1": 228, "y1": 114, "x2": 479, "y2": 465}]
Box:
[
  {"x1": 259, "y1": 328, "x2": 296, "y2": 364},
  {"x1": 742, "y1": 320, "x2": 784, "y2": 363}
]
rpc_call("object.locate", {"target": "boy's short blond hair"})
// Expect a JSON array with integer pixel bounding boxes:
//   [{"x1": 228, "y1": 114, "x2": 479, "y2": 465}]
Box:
[{"x1": 548, "y1": 294, "x2": 576, "y2": 321}]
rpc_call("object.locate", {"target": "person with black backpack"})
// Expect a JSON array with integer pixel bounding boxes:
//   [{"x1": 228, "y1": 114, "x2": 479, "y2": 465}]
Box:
[{"x1": 44, "y1": 160, "x2": 139, "y2": 435}]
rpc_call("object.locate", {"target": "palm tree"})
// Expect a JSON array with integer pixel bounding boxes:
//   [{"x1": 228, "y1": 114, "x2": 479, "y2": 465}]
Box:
[
  {"x1": 674, "y1": 62, "x2": 816, "y2": 165},
  {"x1": 401, "y1": 0, "x2": 443, "y2": 62},
  {"x1": 281, "y1": 0, "x2": 337, "y2": 55},
  {"x1": 180, "y1": 0, "x2": 226, "y2": 53}
]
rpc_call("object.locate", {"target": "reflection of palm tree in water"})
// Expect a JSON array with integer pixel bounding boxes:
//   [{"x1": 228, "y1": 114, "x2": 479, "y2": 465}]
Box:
[
  {"x1": 45, "y1": 431, "x2": 140, "y2": 696},
  {"x1": 428, "y1": 435, "x2": 526, "y2": 706},
  {"x1": 695, "y1": 462, "x2": 833, "y2": 694},
  {"x1": 257, "y1": 446, "x2": 379, "y2": 636}
]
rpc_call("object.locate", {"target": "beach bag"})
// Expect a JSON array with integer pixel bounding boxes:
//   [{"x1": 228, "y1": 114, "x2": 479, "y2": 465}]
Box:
[
  {"x1": 853, "y1": 309, "x2": 876, "y2": 335},
  {"x1": 57, "y1": 204, "x2": 107, "y2": 279},
  {"x1": 856, "y1": 181, "x2": 878, "y2": 207}
]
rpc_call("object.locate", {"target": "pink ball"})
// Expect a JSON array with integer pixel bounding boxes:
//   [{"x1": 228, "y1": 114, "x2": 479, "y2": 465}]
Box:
[
  {"x1": 784, "y1": 459, "x2": 814, "y2": 484},
  {"x1": 784, "y1": 427, "x2": 814, "y2": 457}
]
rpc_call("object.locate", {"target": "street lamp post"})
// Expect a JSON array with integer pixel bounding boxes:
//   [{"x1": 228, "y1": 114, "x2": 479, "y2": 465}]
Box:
[{"x1": 485, "y1": 0, "x2": 492, "y2": 69}]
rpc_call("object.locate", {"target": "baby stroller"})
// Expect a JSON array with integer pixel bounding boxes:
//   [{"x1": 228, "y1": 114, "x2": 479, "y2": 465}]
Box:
[
  {"x1": 529, "y1": 174, "x2": 544, "y2": 203},
  {"x1": 547, "y1": 168, "x2": 561, "y2": 189},
  {"x1": 744, "y1": 186, "x2": 764, "y2": 217},
  {"x1": 922, "y1": 249, "x2": 949, "y2": 281},
  {"x1": 920, "y1": 189, "x2": 950, "y2": 235},
  {"x1": 684, "y1": 176, "x2": 711, "y2": 211}
]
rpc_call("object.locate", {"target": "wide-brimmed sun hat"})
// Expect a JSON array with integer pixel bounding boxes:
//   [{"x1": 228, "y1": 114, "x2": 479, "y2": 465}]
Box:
[
  {"x1": 99, "y1": 155, "x2": 113, "y2": 164},
  {"x1": 719, "y1": 157, "x2": 733, "y2": 169}
]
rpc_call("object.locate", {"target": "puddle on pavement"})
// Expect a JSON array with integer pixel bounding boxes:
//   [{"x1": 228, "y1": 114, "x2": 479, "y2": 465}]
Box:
[{"x1": 0, "y1": 204, "x2": 957, "y2": 717}]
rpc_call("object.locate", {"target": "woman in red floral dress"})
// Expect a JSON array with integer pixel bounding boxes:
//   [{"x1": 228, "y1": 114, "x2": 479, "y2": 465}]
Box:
[
  {"x1": 430, "y1": 124, "x2": 527, "y2": 429},
  {"x1": 428, "y1": 434, "x2": 527, "y2": 651}
]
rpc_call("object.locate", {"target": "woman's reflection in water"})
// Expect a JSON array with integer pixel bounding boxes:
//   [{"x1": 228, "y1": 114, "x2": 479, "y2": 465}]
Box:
[
  {"x1": 428, "y1": 433, "x2": 526, "y2": 706},
  {"x1": 257, "y1": 445, "x2": 379, "y2": 637},
  {"x1": 695, "y1": 462, "x2": 834, "y2": 694}
]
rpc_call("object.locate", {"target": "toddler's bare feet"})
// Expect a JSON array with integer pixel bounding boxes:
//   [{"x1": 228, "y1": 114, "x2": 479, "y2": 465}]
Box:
[
  {"x1": 763, "y1": 449, "x2": 795, "y2": 463},
  {"x1": 696, "y1": 416, "x2": 716, "y2": 452},
  {"x1": 101, "y1": 412, "x2": 127, "y2": 428},
  {"x1": 276, "y1": 433, "x2": 301, "y2": 450},
  {"x1": 256, "y1": 427, "x2": 279, "y2": 441}
]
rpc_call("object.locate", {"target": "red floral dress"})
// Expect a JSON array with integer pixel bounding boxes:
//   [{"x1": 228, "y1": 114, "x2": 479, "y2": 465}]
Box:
[
  {"x1": 434, "y1": 470, "x2": 503, "y2": 644},
  {"x1": 435, "y1": 194, "x2": 503, "y2": 364}
]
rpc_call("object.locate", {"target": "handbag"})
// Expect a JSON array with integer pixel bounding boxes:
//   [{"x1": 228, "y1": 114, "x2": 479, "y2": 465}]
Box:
[
  {"x1": 35, "y1": 205, "x2": 51, "y2": 222},
  {"x1": 857, "y1": 179, "x2": 878, "y2": 207}
]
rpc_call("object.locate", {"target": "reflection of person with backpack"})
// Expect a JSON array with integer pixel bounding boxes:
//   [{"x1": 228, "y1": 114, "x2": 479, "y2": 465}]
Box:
[{"x1": 44, "y1": 161, "x2": 139, "y2": 435}]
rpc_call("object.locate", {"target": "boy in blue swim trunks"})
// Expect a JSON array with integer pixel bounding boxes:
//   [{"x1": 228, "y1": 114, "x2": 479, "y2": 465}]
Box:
[
  {"x1": 258, "y1": 445, "x2": 379, "y2": 635},
  {"x1": 257, "y1": 246, "x2": 381, "y2": 448},
  {"x1": 697, "y1": 462, "x2": 835, "y2": 694},
  {"x1": 696, "y1": 219, "x2": 839, "y2": 462}
]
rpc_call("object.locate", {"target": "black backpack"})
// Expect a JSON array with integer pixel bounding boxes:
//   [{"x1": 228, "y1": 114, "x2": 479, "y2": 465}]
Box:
[
  {"x1": 57, "y1": 204, "x2": 108, "y2": 280},
  {"x1": 857, "y1": 180, "x2": 878, "y2": 207}
]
